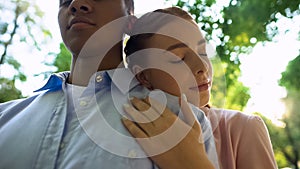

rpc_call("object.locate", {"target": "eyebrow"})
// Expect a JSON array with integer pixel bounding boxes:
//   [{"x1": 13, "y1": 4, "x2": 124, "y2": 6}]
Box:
[
  {"x1": 166, "y1": 43, "x2": 188, "y2": 51},
  {"x1": 166, "y1": 39, "x2": 206, "y2": 51}
]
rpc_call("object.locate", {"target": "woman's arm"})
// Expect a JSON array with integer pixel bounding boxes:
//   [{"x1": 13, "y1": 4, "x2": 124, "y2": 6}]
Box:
[{"x1": 236, "y1": 115, "x2": 278, "y2": 169}]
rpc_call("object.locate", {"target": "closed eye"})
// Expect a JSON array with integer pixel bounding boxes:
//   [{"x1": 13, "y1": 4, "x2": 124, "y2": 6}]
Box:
[
  {"x1": 198, "y1": 53, "x2": 207, "y2": 57},
  {"x1": 170, "y1": 56, "x2": 185, "y2": 63}
]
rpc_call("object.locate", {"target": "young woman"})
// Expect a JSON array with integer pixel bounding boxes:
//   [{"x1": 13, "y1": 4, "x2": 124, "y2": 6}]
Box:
[{"x1": 123, "y1": 7, "x2": 278, "y2": 169}]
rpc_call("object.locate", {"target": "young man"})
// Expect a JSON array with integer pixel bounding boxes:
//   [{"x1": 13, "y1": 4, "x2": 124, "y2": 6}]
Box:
[{"x1": 0, "y1": 1, "x2": 217, "y2": 169}]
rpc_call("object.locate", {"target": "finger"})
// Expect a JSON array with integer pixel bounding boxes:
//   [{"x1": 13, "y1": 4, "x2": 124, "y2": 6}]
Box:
[
  {"x1": 122, "y1": 118, "x2": 162, "y2": 157},
  {"x1": 179, "y1": 93, "x2": 201, "y2": 131},
  {"x1": 121, "y1": 120, "x2": 155, "y2": 155},
  {"x1": 130, "y1": 97, "x2": 161, "y2": 122},
  {"x1": 144, "y1": 96, "x2": 172, "y2": 118},
  {"x1": 123, "y1": 103, "x2": 152, "y2": 123},
  {"x1": 125, "y1": 99, "x2": 177, "y2": 137},
  {"x1": 121, "y1": 117, "x2": 148, "y2": 138},
  {"x1": 124, "y1": 103, "x2": 164, "y2": 137},
  {"x1": 130, "y1": 97, "x2": 151, "y2": 111}
]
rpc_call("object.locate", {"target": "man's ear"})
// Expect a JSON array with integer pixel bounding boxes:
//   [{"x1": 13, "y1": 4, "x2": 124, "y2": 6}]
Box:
[{"x1": 132, "y1": 65, "x2": 153, "y2": 89}]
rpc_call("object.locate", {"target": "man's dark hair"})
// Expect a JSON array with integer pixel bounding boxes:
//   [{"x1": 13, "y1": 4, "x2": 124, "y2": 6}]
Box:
[{"x1": 126, "y1": 0, "x2": 134, "y2": 15}]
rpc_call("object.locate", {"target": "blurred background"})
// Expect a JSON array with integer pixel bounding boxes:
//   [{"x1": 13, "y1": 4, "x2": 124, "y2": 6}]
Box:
[{"x1": 0, "y1": 0, "x2": 299, "y2": 168}]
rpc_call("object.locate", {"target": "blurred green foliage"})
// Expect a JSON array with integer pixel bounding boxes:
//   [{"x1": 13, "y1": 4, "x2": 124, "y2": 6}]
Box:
[
  {"x1": 46, "y1": 43, "x2": 72, "y2": 73},
  {"x1": 0, "y1": 78, "x2": 23, "y2": 103},
  {"x1": 277, "y1": 54, "x2": 300, "y2": 169},
  {"x1": 279, "y1": 55, "x2": 300, "y2": 91},
  {"x1": 0, "y1": 0, "x2": 51, "y2": 100}
]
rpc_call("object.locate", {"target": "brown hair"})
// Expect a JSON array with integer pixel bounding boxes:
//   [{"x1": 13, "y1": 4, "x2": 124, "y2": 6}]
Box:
[
  {"x1": 154, "y1": 7, "x2": 194, "y2": 21},
  {"x1": 125, "y1": 0, "x2": 134, "y2": 15},
  {"x1": 125, "y1": 7, "x2": 195, "y2": 59}
]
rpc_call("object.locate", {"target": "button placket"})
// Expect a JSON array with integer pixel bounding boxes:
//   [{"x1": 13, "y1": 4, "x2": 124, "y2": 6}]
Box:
[
  {"x1": 59, "y1": 142, "x2": 65, "y2": 149},
  {"x1": 96, "y1": 74, "x2": 103, "y2": 83},
  {"x1": 79, "y1": 100, "x2": 88, "y2": 107}
]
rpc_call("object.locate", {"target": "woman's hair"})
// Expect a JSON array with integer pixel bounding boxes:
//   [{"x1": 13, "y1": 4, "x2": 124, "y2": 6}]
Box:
[
  {"x1": 154, "y1": 7, "x2": 194, "y2": 21},
  {"x1": 124, "y1": 7, "x2": 195, "y2": 59}
]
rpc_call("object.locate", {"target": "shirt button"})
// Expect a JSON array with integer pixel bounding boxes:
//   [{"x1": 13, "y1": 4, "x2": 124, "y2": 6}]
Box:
[
  {"x1": 59, "y1": 142, "x2": 65, "y2": 149},
  {"x1": 128, "y1": 150, "x2": 137, "y2": 158},
  {"x1": 80, "y1": 100, "x2": 87, "y2": 106},
  {"x1": 96, "y1": 75, "x2": 103, "y2": 82}
]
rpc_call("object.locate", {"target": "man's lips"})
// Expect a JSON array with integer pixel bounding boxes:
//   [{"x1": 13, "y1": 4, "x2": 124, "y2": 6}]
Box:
[{"x1": 67, "y1": 17, "x2": 96, "y2": 29}]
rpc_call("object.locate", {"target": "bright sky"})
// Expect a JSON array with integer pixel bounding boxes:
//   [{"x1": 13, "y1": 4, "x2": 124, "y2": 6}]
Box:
[
  {"x1": 240, "y1": 16, "x2": 300, "y2": 121},
  {"x1": 3, "y1": 0, "x2": 300, "y2": 121}
]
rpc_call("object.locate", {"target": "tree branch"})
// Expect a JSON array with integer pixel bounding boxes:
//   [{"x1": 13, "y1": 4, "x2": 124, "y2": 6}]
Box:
[{"x1": 0, "y1": 4, "x2": 21, "y2": 65}]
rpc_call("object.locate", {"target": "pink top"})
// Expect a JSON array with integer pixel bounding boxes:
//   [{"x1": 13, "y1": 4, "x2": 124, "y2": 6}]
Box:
[{"x1": 204, "y1": 107, "x2": 278, "y2": 169}]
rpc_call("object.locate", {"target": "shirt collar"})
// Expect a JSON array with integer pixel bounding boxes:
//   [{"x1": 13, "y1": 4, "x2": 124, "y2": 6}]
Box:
[
  {"x1": 34, "y1": 69, "x2": 139, "y2": 95},
  {"x1": 106, "y1": 68, "x2": 140, "y2": 94},
  {"x1": 34, "y1": 71, "x2": 69, "y2": 92}
]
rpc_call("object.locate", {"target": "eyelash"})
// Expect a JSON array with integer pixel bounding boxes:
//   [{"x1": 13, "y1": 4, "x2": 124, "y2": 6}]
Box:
[
  {"x1": 198, "y1": 53, "x2": 207, "y2": 57},
  {"x1": 170, "y1": 56, "x2": 185, "y2": 64},
  {"x1": 170, "y1": 52, "x2": 207, "y2": 64}
]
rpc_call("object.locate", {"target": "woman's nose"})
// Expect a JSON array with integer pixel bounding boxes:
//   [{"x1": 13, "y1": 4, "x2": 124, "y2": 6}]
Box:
[
  {"x1": 193, "y1": 56, "x2": 209, "y2": 75},
  {"x1": 69, "y1": 0, "x2": 92, "y2": 14}
]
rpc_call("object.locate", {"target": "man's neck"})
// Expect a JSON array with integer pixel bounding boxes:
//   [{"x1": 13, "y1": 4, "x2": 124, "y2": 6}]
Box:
[{"x1": 68, "y1": 42, "x2": 124, "y2": 86}]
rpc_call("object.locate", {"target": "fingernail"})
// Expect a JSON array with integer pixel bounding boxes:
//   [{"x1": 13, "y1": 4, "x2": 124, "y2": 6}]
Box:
[
  {"x1": 182, "y1": 93, "x2": 187, "y2": 102},
  {"x1": 121, "y1": 117, "x2": 128, "y2": 121},
  {"x1": 123, "y1": 103, "x2": 131, "y2": 108},
  {"x1": 128, "y1": 96, "x2": 134, "y2": 100}
]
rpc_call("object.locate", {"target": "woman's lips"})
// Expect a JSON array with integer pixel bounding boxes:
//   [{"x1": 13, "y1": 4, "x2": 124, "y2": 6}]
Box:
[{"x1": 189, "y1": 82, "x2": 210, "y2": 92}]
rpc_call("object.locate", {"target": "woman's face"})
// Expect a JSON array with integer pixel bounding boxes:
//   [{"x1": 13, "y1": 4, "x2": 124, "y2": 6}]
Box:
[
  {"x1": 134, "y1": 20, "x2": 213, "y2": 108},
  {"x1": 58, "y1": 0, "x2": 130, "y2": 56}
]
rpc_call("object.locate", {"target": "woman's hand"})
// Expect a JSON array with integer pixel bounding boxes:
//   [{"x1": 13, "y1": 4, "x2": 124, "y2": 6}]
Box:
[{"x1": 122, "y1": 94, "x2": 214, "y2": 169}]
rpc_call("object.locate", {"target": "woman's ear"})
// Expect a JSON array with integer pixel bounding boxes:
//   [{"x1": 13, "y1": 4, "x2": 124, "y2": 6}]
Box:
[
  {"x1": 124, "y1": 15, "x2": 137, "y2": 36},
  {"x1": 132, "y1": 65, "x2": 153, "y2": 90}
]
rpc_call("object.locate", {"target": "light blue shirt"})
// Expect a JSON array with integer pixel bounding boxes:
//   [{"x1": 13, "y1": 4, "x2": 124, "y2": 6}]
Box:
[{"x1": 0, "y1": 68, "x2": 218, "y2": 169}]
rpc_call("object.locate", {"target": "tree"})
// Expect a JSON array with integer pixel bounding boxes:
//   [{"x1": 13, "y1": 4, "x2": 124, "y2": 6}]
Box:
[
  {"x1": 0, "y1": 78, "x2": 23, "y2": 103},
  {"x1": 276, "y1": 54, "x2": 300, "y2": 169},
  {"x1": 52, "y1": 43, "x2": 72, "y2": 73},
  {"x1": 167, "y1": 0, "x2": 300, "y2": 110},
  {"x1": 279, "y1": 54, "x2": 300, "y2": 91},
  {"x1": 256, "y1": 54, "x2": 300, "y2": 169},
  {"x1": 255, "y1": 112, "x2": 290, "y2": 168},
  {"x1": 209, "y1": 56, "x2": 250, "y2": 110},
  {"x1": 41, "y1": 43, "x2": 72, "y2": 79},
  {"x1": 0, "y1": 0, "x2": 51, "y2": 102}
]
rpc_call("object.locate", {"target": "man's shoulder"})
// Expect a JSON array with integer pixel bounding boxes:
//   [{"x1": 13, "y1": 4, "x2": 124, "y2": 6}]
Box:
[
  {"x1": 0, "y1": 90, "x2": 63, "y2": 117},
  {"x1": 0, "y1": 98, "x2": 26, "y2": 111},
  {"x1": 0, "y1": 72, "x2": 68, "y2": 113},
  {"x1": 0, "y1": 94, "x2": 39, "y2": 126}
]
